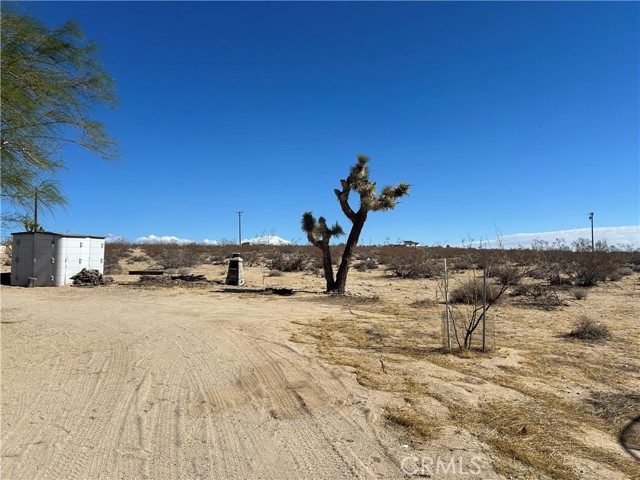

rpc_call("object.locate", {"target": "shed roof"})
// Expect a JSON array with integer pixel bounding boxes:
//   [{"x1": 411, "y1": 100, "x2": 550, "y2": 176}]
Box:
[{"x1": 11, "y1": 231, "x2": 106, "y2": 239}]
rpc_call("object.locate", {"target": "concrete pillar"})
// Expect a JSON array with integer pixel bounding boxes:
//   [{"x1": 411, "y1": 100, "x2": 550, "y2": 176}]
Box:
[{"x1": 225, "y1": 253, "x2": 245, "y2": 286}]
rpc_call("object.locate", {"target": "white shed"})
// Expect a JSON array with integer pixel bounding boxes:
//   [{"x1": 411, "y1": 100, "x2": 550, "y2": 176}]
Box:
[{"x1": 10, "y1": 232, "x2": 106, "y2": 287}]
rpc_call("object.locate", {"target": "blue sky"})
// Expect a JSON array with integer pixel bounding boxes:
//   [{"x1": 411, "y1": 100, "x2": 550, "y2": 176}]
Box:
[{"x1": 16, "y1": 1, "x2": 640, "y2": 246}]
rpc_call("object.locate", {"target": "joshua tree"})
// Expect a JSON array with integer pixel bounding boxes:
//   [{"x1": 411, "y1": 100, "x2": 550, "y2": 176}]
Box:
[{"x1": 302, "y1": 154, "x2": 409, "y2": 293}]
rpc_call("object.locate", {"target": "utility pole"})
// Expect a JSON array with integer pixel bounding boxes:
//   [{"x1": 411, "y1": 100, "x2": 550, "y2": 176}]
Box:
[
  {"x1": 236, "y1": 211, "x2": 243, "y2": 245},
  {"x1": 589, "y1": 212, "x2": 594, "y2": 252},
  {"x1": 34, "y1": 187, "x2": 39, "y2": 231}
]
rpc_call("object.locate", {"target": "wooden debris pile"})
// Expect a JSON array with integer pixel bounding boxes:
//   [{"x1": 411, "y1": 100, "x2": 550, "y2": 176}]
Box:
[
  {"x1": 138, "y1": 274, "x2": 214, "y2": 287},
  {"x1": 71, "y1": 268, "x2": 114, "y2": 286}
]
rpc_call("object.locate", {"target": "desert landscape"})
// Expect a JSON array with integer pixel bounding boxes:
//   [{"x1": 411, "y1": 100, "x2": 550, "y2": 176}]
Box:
[{"x1": 1, "y1": 244, "x2": 639, "y2": 479}]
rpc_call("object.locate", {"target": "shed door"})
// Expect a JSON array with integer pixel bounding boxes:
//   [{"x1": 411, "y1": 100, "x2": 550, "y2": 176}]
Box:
[
  {"x1": 33, "y1": 234, "x2": 55, "y2": 286},
  {"x1": 11, "y1": 236, "x2": 34, "y2": 286}
]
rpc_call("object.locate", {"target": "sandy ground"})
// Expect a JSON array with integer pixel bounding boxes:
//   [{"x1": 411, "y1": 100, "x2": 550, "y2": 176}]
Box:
[
  {"x1": 1, "y1": 282, "x2": 414, "y2": 479},
  {"x1": 1, "y1": 260, "x2": 639, "y2": 479}
]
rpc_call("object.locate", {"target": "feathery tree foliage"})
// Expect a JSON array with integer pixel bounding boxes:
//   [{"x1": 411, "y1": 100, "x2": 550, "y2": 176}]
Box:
[
  {"x1": 302, "y1": 154, "x2": 410, "y2": 293},
  {"x1": 0, "y1": 7, "x2": 118, "y2": 230}
]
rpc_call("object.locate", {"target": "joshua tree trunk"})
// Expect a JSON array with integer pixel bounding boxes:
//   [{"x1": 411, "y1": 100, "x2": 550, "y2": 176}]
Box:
[
  {"x1": 333, "y1": 212, "x2": 367, "y2": 293},
  {"x1": 320, "y1": 243, "x2": 336, "y2": 292}
]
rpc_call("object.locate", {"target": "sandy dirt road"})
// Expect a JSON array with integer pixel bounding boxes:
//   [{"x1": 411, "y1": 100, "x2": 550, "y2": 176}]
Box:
[{"x1": 1, "y1": 285, "x2": 405, "y2": 479}]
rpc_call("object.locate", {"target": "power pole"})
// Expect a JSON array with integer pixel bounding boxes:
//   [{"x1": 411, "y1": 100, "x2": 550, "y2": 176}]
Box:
[
  {"x1": 34, "y1": 187, "x2": 39, "y2": 231},
  {"x1": 589, "y1": 212, "x2": 594, "y2": 252},
  {"x1": 236, "y1": 211, "x2": 243, "y2": 245}
]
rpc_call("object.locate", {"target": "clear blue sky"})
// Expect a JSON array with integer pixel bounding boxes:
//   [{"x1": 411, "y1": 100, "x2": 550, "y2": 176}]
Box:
[{"x1": 18, "y1": 1, "x2": 640, "y2": 246}]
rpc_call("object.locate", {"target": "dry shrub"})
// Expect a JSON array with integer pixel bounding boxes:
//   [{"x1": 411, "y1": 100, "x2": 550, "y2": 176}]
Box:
[
  {"x1": 450, "y1": 257, "x2": 477, "y2": 271},
  {"x1": 266, "y1": 252, "x2": 309, "y2": 272},
  {"x1": 449, "y1": 278, "x2": 498, "y2": 304},
  {"x1": 104, "y1": 241, "x2": 134, "y2": 274},
  {"x1": 142, "y1": 243, "x2": 204, "y2": 269},
  {"x1": 489, "y1": 264, "x2": 522, "y2": 286},
  {"x1": 567, "y1": 315, "x2": 611, "y2": 341},
  {"x1": 409, "y1": 298, "x2": 437, "y2": 308},
  {"x1": 510, "y1": 284, "x2": 566, "y2": 310},
  {"x1": 570, "y1": 288, "x2": 588, "y2": 300},
  {"x1": 527, "y1": 260, "x2": 571, "y2": 285},
  {"x1": 609, "y1": 266, "x2": 633, "y2": 281},
  {"x1": 571, "y1": 253, "x2": 615, "y2": 287},
  {"x1": 384, "y1": 251, "x2": 438, "y2": 279},
  {"x1": 355, "y1": 258, "x2": 378, "y2": 271}
]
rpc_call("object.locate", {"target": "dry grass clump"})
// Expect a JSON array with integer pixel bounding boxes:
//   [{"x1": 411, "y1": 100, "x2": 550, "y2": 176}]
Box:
[
  {"x1": 384, "y1": 406, "x2": 440, "y2": 439},
  {"x1": 586, "y1": 392, "x2": 640, "y2": 425},
  {"x1": 457, "y1": 401, "x2": 579, "y2": 479},
  {"x1": 306, "y1": 293, "x2": 382, "y2": 307},
  {"x1": 566, "y1": 315, "x2": 611, "y2": 341},
  {"x1": 409, "y1": 298, "x2": 437, "y2": 308}
]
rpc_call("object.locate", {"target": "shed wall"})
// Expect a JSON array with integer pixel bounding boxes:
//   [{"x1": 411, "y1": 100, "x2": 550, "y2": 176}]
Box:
[{"x1": 11, "y1": 233, "x2": 105, "y2": 287}]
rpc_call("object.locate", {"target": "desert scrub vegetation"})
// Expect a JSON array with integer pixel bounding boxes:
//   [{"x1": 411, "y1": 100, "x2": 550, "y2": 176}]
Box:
[
  {"x1": 566, "y1": 315, "x2": 611, "y2": 341},
  {"x1": 508, "y1": 283, "x2": 566, "y2": 310},
  {"x1": 104, "y1": 240, "x2": 134, "y2": 274},
  {"x1": 570, "y1": 252, "x2": 616, "y2": 287},
  {"x1": 141, "y1": 243, "x2": 205, "y2": 269},
  {"x1": 265, "y1": 252, "x2": 309, "y2": 272},
  {"x1": 383, "y1": 250, "x2": 439, "y2": 279},
  {"x1": 449, "y1": 277, "x2": 499, "y2": 305},
  {"x1": 355, "y1": 257, "x2": 378, "y2": 272},
  {"x1": 570, "y1": 288, "x2": 588, "y2": 300},
  {"x1": 99, "y1": 241, "x2": 639, "y2": 288}
]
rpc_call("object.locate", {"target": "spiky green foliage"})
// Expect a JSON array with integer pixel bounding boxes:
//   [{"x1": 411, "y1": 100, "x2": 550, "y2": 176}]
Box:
[
  {"x1": 0, "y1": 7, "x2": 118, "y2": 228},
  {"x1": 334, "y1": 155, "x2": 410, "y2": 216},
  {"x1": 301, "y1": 212, "x2": 344, "y2": 246}
]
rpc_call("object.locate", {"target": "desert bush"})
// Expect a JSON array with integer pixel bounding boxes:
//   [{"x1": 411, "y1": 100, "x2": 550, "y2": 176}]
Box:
[
  {"x1": 510, "y1": 284, "x2": 543, "y2": 297},
  {"x1": 509, "y1": 283, "x2": 565, "y2": 310},
  {"x1": 447, "y1": 253, "x2": 478, "y2": 271},
  {"x1": 267, "y1": 270, "x2": 284, "y2": 277},
  {"x1": 528, "y1": 261, "x2": 571, "y2": 285},
  {"x1": 142, "y1": 243, "x2": 203, "y2": 269},
  {"x1": 385, "y1": 252, "x2": 438, "y2": 279},
  {"x1": 237, "y1": 250, "x2": 262, "y2": 267},
  {"x1": 571, "y1": 288, "x2": 588, "y2": 300},
  {"x1": 567, "y1": 316, "x2": 611, "y2": 341},
  {"x1": 608, "y1": 266, "x2": 633, "y2": 281},
  {"x1": 267, "y1": 252, "x2": 309, "y2": 272},
  {"x1": 571, "y1": 253, "x2": 616, "y2": 287},
  {"x1": 409, "y1": 298, "x2": 437, "y2": 308},
  {"x1": 489, "y1": 264, "x2": 522, "y2": 286},
  {"x1": 103, "y1": 241, "x2": 134, "y2": 274},
  {"x1": 355, "y1": 258, "x2": 378, "y2": 272},
  {"x1": 449, "y1": 279, "x2": 498, "y2": 304}
]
